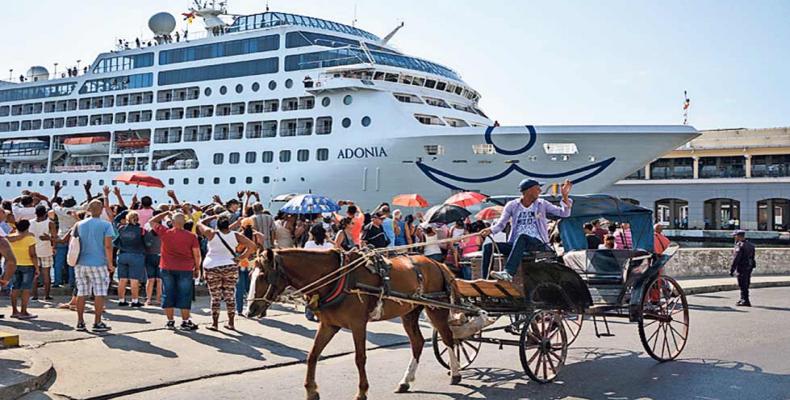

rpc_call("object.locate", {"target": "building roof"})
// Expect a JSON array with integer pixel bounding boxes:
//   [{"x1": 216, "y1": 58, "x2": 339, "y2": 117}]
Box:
[{"x1": 677, "y1": 127, "x2": 790, "y2": 151}]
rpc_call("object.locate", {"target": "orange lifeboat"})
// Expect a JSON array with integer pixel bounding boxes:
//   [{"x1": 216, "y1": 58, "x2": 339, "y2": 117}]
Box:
[{"x1": 63, "y1": 136, "x2": 111, "y2": 155}]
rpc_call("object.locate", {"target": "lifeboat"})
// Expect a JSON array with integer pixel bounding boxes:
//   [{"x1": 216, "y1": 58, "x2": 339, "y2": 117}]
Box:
[
  {"x1": 116, "y1": 138, "x2": 150, "y2": 149},
  {"x1": 0, "y1": 139, "x2": 50, "y2": 162},
  {"x1": 63, "y1": 136, "x2": 111, "y2": 155}
]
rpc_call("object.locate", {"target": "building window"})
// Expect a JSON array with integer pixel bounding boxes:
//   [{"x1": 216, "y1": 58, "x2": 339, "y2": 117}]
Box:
[
  {"x1": 285, "y1": 78, "x2": 293, "y2": 88},
  {"x1": 262, "y1": 151, "x2": 273, "y2": 163},
  {"x1": 361, "y1": 116, "x2": 371, "y2": 127},
  {"x1": 321, "y1": 97, "x2": 330, "y2": 107},
  {"x1": 752, "y1": 155, "x2": 790, "y2": 177},
  {"x1": 213, "y1": 153, "x2": 224, "y2": 164},
  {"x1": 343, "y1": 95, "x2": 353, "y2": 105},
  {"x1": 229, "y1": 152, "x2": 240, "y2": 164},
  {"x1": 297, "y1": 149, "x2": 309, "y2": 162},
  {"x1": 626, "y1": 168, "x2": 645, "y2": 180},
  {"x1": 268, "y1": 80, "x2": 277, "y2": 90},
  {"x1": 245, "y1": 151, "x2": 256, "y2": 163},
  {"x1": 342, "y1": 117, "x2": 351, "y2": 128},
  {"x1": 280, "y1": 150, "x2": 291, "y2": 162},
  {"x1": 317, "y1": 148, "x2": 329, "y2": 161},
  {"x1": 700, "y1": 156, "x2": 745, "y2": 179},
  {"x1": 650, "y1": 158, "x2": 693, "y2": 180}
]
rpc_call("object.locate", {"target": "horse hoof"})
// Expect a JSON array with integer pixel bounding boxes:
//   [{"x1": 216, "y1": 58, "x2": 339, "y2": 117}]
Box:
[
  {"x1": 306, "y1": 393, "x2": 319, "y2": 400},
  {"x1": 395, "y1": 383, "x2": 410, "y2": 393},
  {"x1": 355, "y1": 395, "x2": 367, "y2": 400},
  {"x1": 451, "y1": 375, "x2": 462, "y2": 385}
]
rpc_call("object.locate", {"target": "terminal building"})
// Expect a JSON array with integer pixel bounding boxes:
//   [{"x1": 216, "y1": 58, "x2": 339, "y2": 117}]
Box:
[{"x1": 605, "y1": 127, "x2": 790, "y2": 231}]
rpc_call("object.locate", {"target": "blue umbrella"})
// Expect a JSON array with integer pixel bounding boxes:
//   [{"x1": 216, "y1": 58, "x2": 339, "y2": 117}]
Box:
[{"x1": 279, "y1": 194, "x2": 341, "y2": 214}]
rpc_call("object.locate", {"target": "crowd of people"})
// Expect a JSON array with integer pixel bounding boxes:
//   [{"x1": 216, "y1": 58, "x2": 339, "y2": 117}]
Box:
[{"x1": 0, "y1": 181, "x2": 500, "y2": 331}]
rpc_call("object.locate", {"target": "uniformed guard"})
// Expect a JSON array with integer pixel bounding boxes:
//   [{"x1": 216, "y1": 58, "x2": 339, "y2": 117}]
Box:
[{"x1": 730, "y1": 230, "x2": 756, "y2": 307}]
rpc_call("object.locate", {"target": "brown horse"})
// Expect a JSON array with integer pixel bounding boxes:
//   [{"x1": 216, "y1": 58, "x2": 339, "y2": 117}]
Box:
[{"x1": 247, "y1": 248, "x2": 462, "y2": 400}]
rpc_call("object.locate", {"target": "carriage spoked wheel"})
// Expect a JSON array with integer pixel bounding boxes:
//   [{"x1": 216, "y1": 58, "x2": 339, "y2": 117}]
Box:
[
  {"x1": 638, "y1": 275, "x2": 689, "y2": 362},
  {"x1": 431, "y1": 329, "x2": 482, "y2": 370},
  {"x1": 519, "y1": 310, "x2": 568, "y2": 383},
  {"x1": 560, "y1": 310, "x2": 584, "y2": 346}
]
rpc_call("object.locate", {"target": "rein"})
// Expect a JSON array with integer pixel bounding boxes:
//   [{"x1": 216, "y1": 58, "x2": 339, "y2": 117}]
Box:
[{"x1": 249, "y1": 232, "x2": 486, "y2": 304}]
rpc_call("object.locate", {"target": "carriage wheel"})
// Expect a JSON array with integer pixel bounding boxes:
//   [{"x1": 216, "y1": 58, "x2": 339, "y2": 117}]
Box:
[
  {"x1": 561, "y1": 311, "x2": 584, "y2": 346},
  {"x1": 431, "y1": 329, "x2": 482, "y2": 370},
  {"x1": 638, "y1": 276, "x2": 689, "y2": 362},
  {"x1": 519, "y1": 310, "x2": 568, "y2": 383}
]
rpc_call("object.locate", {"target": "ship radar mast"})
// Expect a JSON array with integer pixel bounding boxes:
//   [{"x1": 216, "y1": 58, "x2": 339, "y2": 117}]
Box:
[{"x1": 189, "y1": 0, "x2": 231, "y2": 36}]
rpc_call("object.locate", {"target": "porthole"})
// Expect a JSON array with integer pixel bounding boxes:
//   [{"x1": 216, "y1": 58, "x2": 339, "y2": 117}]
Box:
[
  {"x1": 204, "y1": 87, "x2": 212, "y2": 96},
  {"x1": 262, "y1": 176, "x2": 270, "y2": 184},
  {"x1": 235, "y1": 84, "x2": 243, "y2": 94},
  {"x1": 268, "y1": 80, "x2": 277, "y2": 90},
  {"x1": 245, "y1": 177, "x2": 252, "y2": 184},
  {"x1": 321, "y1": 97, "x2": 330, "y2": 107},
  {"x1": 183, "y1": 178, "x2": 189, "y2": 185},
  {"x1": 220, "y1": 86, "x2": 227, "y2": 95},
  {"x1": 361, "y1": 116, "x2": 371, "y2": 127},
  {"x1": 252, "y1": 82, "x2": 260, "y2": 92},
  {"x1": 16, "y1": 181, "x2": 21, "y2": 187},
  {"x1": 285, "y1": 78, "x2": 293, "y2": 88},
  {"x1": 73, "y1": 180, "x2": 78, "y2": 186},
  {"x1": 168, "y1": 178, "x2": 174, "y2": 185},
  {"x1": 213, "y1": 177, "x2": 220, "y2": 184},
  {"x1": 342, "y1": 117, "x2": 351, "y2": 128},
  {"x1": 343, "y1": 95, "x2": 353, "y2": 105},
  {"x1": 198, "y1": 178, "x2": 205, "y2": 184},
  {"x1": 98, "y1": 179, "x2": 105, "y2": 185},
  {"x1": 38, "y1": 181, "x2": 44, "y2": 187},
  {"x1": 5, "y1": 182, "x2": 9, "y2": 187},
  {"x1": 229, "y1": 177, "x2": 236, "y2": 184}
]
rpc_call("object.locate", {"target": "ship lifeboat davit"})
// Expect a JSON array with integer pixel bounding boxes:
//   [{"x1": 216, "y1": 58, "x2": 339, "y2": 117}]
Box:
[
  {"x1": 0, "y1": 139, "x2": 50, "y2": 162},
  {"x1": 63, "y1": 136, "x2": 111, "y2": 155}
]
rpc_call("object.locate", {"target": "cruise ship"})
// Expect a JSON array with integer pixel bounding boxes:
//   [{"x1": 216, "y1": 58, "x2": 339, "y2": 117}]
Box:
[{"x1": 0, "y1": 4, "x2": 699, "y2": 208}]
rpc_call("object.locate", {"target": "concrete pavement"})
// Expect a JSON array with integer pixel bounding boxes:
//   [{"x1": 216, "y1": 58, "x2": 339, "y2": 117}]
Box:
[{"x1": 1, "y1": 275, "x2": 789, "y2": 399}]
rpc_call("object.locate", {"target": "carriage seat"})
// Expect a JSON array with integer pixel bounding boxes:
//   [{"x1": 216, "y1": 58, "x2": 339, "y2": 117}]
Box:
[
  {"x1": 562, "y1": 249, "x2": 642, "y2": 285},
  {"x1": 452, "y1": 279, "x2": 523, "y2": 299}
]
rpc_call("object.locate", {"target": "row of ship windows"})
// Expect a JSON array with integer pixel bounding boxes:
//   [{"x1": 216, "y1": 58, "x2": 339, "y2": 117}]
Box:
[
  {"x1": 0, "y1": 96, "x2": 357, "y2": 133},
  {"x1": 414, "y1": 114, "x2": 483, "y2": 128},
  {"x1": 4, "y1": 175, "x2": 284, "y2": 188},
  {"x1": 151, "y1": 116, "x2": 352, "y2": 143},
  {"x1": 212, "y1": 148, "x2": 330, "y2": 165},
  {"x1": 393, "y1": 93, "x2": 486, "y2": 118}
]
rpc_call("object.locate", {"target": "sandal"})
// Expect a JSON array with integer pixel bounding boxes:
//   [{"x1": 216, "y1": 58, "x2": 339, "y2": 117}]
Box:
[
  {"x1": 223, "y1": 324, "x2": 236, "y2": 331},
  {"x1": 206, "y1": 325, "x2": 219, "y2": 331}
]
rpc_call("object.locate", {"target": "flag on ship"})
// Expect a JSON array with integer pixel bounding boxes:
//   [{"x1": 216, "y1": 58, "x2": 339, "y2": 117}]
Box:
[{"x1": 682, "y1": 90, "x2": 691, "y2": 125}]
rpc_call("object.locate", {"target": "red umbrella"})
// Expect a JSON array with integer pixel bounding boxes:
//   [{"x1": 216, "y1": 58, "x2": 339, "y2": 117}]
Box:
[
  {"x1": 114, "y1": 172, "x2": 165, "y2": 188},
  {"x1": 393, "y1": 193, "x2": 429, "y2": 208},
  {"x1": 476, "y1": 206, "x2": 503, "y2": 221},
  {"x1": 444, "y1": 192, "x2": 488, "y2": 207}
]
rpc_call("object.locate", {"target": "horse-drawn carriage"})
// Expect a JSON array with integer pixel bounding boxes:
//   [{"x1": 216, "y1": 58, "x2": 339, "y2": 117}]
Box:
[
  {"x1": 433, "y1": 194, "x2": 689, "y2": 382},
  {"x1": 247, "y1": 194, "x2": 689, "y2": 399}
]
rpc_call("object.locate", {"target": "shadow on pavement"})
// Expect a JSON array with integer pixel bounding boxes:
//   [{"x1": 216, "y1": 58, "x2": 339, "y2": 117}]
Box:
[
  {"x1": 0, "y1": 317, "x2": 74, "y2": 332},
  {"x1": 101, "y1": 334, "x2": 178, "y2": 358},
  {"x1": 177, "y1": 328, "x2": 306, "y2": 361},
  {"x1": 416, "y1": 347, "x2": 790, "y2": 400}
]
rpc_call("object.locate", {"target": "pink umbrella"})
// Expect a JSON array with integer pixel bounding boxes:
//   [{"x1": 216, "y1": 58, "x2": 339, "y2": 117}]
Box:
[{"x1": 444, "y1": 192, "x2": 488, "y2": 207}]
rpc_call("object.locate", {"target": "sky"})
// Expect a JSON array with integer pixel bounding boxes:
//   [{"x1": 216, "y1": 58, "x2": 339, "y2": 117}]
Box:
[{"x1": 2, "y1": 0, "x2": 788, "y2": 130}]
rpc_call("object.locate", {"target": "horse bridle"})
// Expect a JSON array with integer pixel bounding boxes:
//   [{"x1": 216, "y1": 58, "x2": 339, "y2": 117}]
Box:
[{"x1": 248, "y1": 253, "x2": 288, "y2": 305}]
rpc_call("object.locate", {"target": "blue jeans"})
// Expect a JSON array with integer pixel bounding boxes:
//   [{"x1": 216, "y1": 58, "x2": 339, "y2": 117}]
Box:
[
  {"x1": 54, "y1": 243, "x2": 68, "y2": 286},
  {"x1": 235, "y1": 267, "x2": 250, "y2": 314},
  {"x1": 160, "y1": 269, "x2": 194, "y2": 310},
  {"x1": 481, "y1": 235, "x2": 551, "y2": 278}
]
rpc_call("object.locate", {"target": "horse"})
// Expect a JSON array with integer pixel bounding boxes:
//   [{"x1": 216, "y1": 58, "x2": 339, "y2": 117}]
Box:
[{"x1": 247, "y1": 248, "x2": 462, "y2": 400}]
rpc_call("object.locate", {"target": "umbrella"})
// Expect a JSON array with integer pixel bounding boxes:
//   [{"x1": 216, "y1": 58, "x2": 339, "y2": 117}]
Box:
[
  {"x1": 424, "y1": 204, "x2": 471, "y2": 224},
  {"x1": 444, "y1": 191, "x2": 488, "y2": 207},
  {"x1": 392, "y1": 193, "x2": 429, "y2": 208},
  {"x1": 114, "y1": 172, "x2": 164, "y2": 188},
  {"x1": 280, "y1": 194, "x2": 341, "y2": 214},
  {"x1": 476, "y1": 206, "x2": 503, "y2": 221}
]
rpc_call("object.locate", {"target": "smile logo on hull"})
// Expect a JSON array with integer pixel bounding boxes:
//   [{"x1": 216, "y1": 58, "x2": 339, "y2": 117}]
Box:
[{"x1": 416, "y1": 125, "x2": 616, "y2": 191}]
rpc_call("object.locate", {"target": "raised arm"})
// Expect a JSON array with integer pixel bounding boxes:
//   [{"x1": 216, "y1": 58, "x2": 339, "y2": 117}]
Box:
[
  {"x1": 167, "y1": 189, "x2": 180, "y2": 206},
  {"x1": 234, "y1": 232, "x2": 257, "y2": 260},
  {"x1": 102, "y1": 186, "x2": 114, "y2": 219},
  {"x1": 242, "y1": 191, "x2": 252, "y2": 217},
  {"x1": 52, "y1": 181, "x2": 62, "y2": 201},
  {"x1": 83, "y1": 180, "x2": 94, "y2": 202},
  {"x1": 112, "y1": 186, "x2": 127, "y2": 209},
  {"x1": 196, "y1": 215, "x2": 217, "y2": 241},
  {"x1": 149, "y1": 210, "x2": 171, "y2": 231}
]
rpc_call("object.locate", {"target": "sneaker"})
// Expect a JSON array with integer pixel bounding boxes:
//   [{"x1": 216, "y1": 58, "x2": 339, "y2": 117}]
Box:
[
  {"x1": 165, "y1": 320, "x2": 176, "y2": 330},
  {"x1": 75, "y1": 322, "x2": 87, "y2": 331},
  {"x1": 736, "y1": 300, "x2": 752, "y2": 307},
  {"x1": 32, "y1": 296, "x2": 39, "y2": 301},
  {"x1": 45, "y1": 296, "x2": 54, "y2": 301},
  {"x1": 130, "y1": 301, "x2": 143, "y2": 308},
  {"x1": 92, "y1": 322, "x2": 111, "y2": 332},
  {"x1": 490, "y1": 271, "x2": 513, "y2": 282},
  {"x1": 118, "y1": 301, "x2": 129, "y2": 307},
  {"x1": 179, "y1": 320, "x2": 199, "y2": 331}
]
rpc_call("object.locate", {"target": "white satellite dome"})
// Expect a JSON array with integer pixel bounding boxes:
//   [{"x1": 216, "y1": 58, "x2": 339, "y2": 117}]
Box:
[
  {"x1": 26, "y1": 66, "x2": 49, "y2": 82},
  {"x1": 148, "y1": 12, "x2": 176, "y2": 36}
]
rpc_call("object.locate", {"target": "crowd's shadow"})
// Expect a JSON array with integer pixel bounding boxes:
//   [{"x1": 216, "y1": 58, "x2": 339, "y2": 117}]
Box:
[{"x1": 416, "y1": 347, "x2": 790, "y2": 400}]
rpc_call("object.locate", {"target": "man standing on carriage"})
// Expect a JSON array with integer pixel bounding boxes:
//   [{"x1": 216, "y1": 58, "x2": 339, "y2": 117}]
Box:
[{"x1": 480, "y1": 179, "x2": 573, "y2": 281}]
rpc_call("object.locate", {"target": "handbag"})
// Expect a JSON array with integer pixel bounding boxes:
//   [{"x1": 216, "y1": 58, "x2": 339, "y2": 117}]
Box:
[{"x1": 67, "y1": 222, "x2": 81, "y2": 266}]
